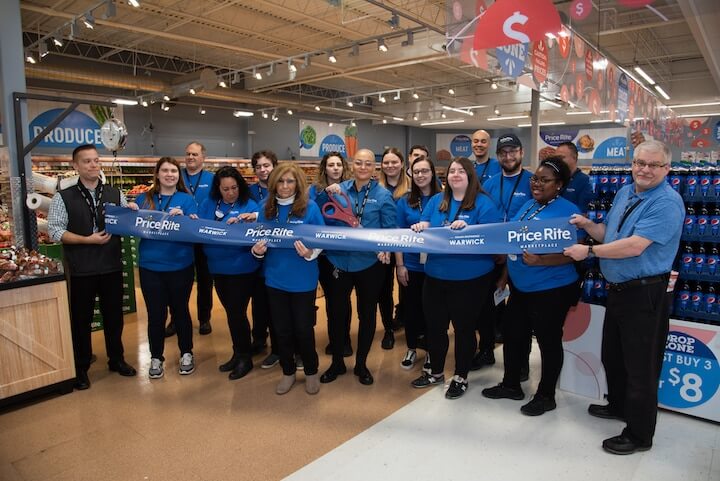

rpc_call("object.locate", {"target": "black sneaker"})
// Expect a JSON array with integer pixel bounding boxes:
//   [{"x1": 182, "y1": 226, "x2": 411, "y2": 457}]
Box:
[
  {"x1": 381, "y1": 330, "x2": 395, "y2": 350},
  {"x1": 481, "y1": 383, "x2": 525, "y2": 400},
  {"x1": 445, "y1": 375, "x2": 468, "y2": 400},
  {"x1": 470, "y1": 350, "x2": 495, "y2": 371},
  {"x1": 521, "y1": 395, "x2": 556, "y2": 416},
  {"x1": 411, "y1": 371, "x2": 444, "y2": 388},
  {"x1": 199, "y1": 321, "x2": 212, "y2": 335}
]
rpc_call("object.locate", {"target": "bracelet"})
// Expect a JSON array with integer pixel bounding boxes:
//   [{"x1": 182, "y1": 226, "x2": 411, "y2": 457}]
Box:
[
  {"x1": 251, "y1": 250, "x2": 265, "y2": 259},
  {"x1": 397, "y1": 265, "x2": 406, "y2": 268}
]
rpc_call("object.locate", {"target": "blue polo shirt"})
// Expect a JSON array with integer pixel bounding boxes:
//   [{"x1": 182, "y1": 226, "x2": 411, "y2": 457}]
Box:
[
  {"x1": 600, "y1": 182, "x2": 684, "y2": 283},
  {"x1": 181, "y1": 169, "x2": 214, "y2": 207},
  {"x1": 198, "y1": 197, "x2": 260, "y2": 275},
  {"x1": 562, "y1": 169, "x2": 593, "y2": 213},
  {"x1": 249, "y1": 183, "x2": 269, "y2": 203},
  {"x1": 507, "y1": 197, "x2": 581, "y2": 292},
  {"x1": 482, "y1": 169, "x2": 534, "y2": 222},
  {"x1": 420, "y1": 192, "x2": 502, "y2": 280},
  {"x1": 323, "y1": 179, "x2": 397, "y2": 272},
  {"x1": 474, "y1": 157, "x2": 501, "y2": 185},
  {"x1": 259, "y1": 201, "x2": 325, "y2": 292},
  {"x1": 135, "y1": 191, "x2": 198, "y2": 272},
  {"x1": 396, "y1": 194, "x2": 432, "y2": 272}
]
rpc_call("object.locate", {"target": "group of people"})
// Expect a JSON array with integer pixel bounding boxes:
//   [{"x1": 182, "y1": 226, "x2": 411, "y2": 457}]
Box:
[{"x1": 49, "y1": 132, "x2": 682, "y2": 456}]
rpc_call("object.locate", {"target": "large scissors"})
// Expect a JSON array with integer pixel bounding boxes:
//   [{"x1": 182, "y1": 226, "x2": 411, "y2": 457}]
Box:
[{"x1": 321, "y1": 191, "x2": 360, "y2": 227}]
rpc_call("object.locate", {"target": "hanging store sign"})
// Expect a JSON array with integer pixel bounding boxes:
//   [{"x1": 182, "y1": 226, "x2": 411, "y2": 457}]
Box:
[
  {"x1": 299, "y1": 119, "x2": 357, "y2": 159},
  {"x1": 28, "y1": 99, "x2": 122, "y2": 149}
]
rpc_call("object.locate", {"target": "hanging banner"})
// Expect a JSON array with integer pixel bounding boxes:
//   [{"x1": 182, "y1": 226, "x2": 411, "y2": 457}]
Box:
[
  {"x1": 496, "y1": 42, "x2": 528, "y2": 78},
  {"x1": 298, "y1": 119, "x2": 357, "y2": 159},
  {"x1": 471, "y1": 0, "x2": 562, "y2": 51},
  {"x1": 104, "y1": 205, "x2": 577, "y2": 255},
  {"x1": 539, "y1": 127, "x2": 630, "y2": 160}
]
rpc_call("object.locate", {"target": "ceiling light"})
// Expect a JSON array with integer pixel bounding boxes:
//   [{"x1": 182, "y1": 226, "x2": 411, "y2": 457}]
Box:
[
  {"x1": 382, "y1": 119, "x2": 388, "y2": 124},
  {"x1": 218, "y1": 80, "x2": 227, "y2": 88},
  {"x1": 189, "y1": 88, "x2": 196, "y2": 95},
  {"x1": 669, "y1": 101, "x2": 720, "y2": 108},
  {"x1": 590, "y1": 119, "x2": 616, "y2": 123},
  {"x1": 493, "y1": 106, "x2": 500, "y2": 115},
  {"x1": 420, "y1": 119, "x2": 466, "y2": 126},
  {"x1": 442, "y1": 106, "x2": 474, "y2": 116},
  {"x1": 392, "y1": 117, "x2": 403, "y2": 121},
  {"x1": 83, "y1": 12, "x2": 95, "y2": 29},
  {"x1": 161, "y1": 103, "x2": 170, "y2": 111},
  {"x1": 402, "y1": 31, "x2": 414, "y2": 47},
  {"x1": 351, "y1": 120, "x2": 357, "y2": 127},
  {"x1": 328, "y1": 122, "x2": 334, "y2": 127},
  {"x1": 379, "y1": 94, "x2": 386, "y2": 103},
  {"x1": 141, "y1": 100, "x2": 148, "y2": 107},
  {"x1": 288, "y1": 60, "x2": 297, "y2": 73},
  {"x1": 393, "y1": 91, "x2": 401, "y2": 101},
  {"x1": 39, "y1": 41, "x2": 49, "y2": 58},
  {"x1": 413, "y1": 114, "x2": 418, "y2": 121},
  {"x1": 314, "y1": 105, "x2": 321, "y2": 111},
  {"x1": 104, "y1": 0, "x2": 117, "y2": 18},
  {"x1": 233, "y1": 110, "x2": 254, "y2": 117},
  {"x1": 128, "y1": 0, "x2": 140, "y2": 6},
  {"x1": 261, "y1": 111, "x2": 269, "y2": 118},
  {"x1": 271, "y1": 114, "x2": 279, "y2": 122},
  {"x1": 677, "y1": 112, "x2": 720, "y2": 118},
  {"x1": 412, "y1": 91, "x2": 419, "y2": 99},
  {"x1": 518, "y1": 122, "x2": 566, "y2": 127},
  {"x1": 634, "y1": 66, "x2": 656, "y2": 85},
  {"x1": 52, "y1": 37, "x2": 63, "y2": 47},
  {"x1": 163, "y1": 95, "x2": 170, "y2": 101},
  {"x1": 441, "y1": 112, "x2": 447, "y2": 118},
  {"x1": 448, "y1": 88, "x2": 455, "y2": 95},
  {"x1": 347, "y1": 99, "x2": 353, "y2": 107},
  {"x1": 328, "y1": 51, "x2": 337, "y2": 63},
  {"x1": 487, "y1": 115, "x2": 528, "y2": 121},
  {"x1": 287, "y1": 108, "x2": 293, "y2": 115},
  {"x1": 267, "y1": 63, "x2": 275, "y2": 76},
  {"x1": 654, "y1": 85, "x2": 670, "y2": 100},
  {"x1": 253, "y1": 68, "x2": 262, "y2": 80},
  {"x1": 388, "y1": 13, "x2": 400, "y2": 29},
  {"x1": 377, "y1": 38, "x2": 388, "y2": 52},
  {"x1": 199, "y1": 107, "x2": 206, "y2": 115},
  {"x1": 302, "y1": 55, "x2": 311, "y2": 69},
  {"x1": 566, "y1": 111, "x2": 592, "y2": 115},
  {"x1": 112, "y1": 98, "x2": 138, "y2": 106},
  {"x1": 490, "y1": 81, "x2": 498, "y2": 90},
  {"x1": 25, "y1": 50, "x2": 36, "y2": 64}
]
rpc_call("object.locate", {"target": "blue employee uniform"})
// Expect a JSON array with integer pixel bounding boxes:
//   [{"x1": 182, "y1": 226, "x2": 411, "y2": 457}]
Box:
[
  {"x1": 482, "y1": 169, "x2": 534, "y2": 222},
  {"x1": 323, "y1": 179, "x2": 397, "y2": 272},
  {"x1": 197, "y1": 198, "x2": 260, "y2": 275},
  {"x1": 258, "y1": 201, "x2": 325, "y2": 292},
  {"x1": 420, "y1": 193, "x2": 502, "y2": 280},
  {"x1": 308, "y1": 184, "x2": 322, "y2": 202},
  {"x1": 135, "y1": 191, "x2": 198, "y2": 271},
  {"x1": 396, "y1": 195, "x2": 432, "y2": 272},
  {"x1": 601, "y1": 182, "x2": 684, "y2": 283},
  {"x1": 181, "y1": 169, "x2": 214, "y2": 206},
  {"x1": 562, "y1": 169, "x2": 593, "y2": 212},
  {"x1": 249, "y1": 183, "x2": 269, "y2": 203},
  {"x1": 474, "y1": 157, "x2": 501, "y2": 185},
  {"x1": 507, "y1": 197, "x2": 582, "y2": 292}
]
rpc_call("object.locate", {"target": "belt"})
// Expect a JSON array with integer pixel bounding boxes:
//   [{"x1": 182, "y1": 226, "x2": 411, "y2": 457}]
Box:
[{"x1": 607, "y1": 273, "x2": 669, "y2": 292}]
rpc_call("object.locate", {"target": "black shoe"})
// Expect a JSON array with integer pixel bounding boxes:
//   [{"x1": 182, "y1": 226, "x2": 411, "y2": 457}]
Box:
[
  {"x1": 521, "y1": 395, "x2": 556, "y2": 416},
  {"x1": 470, "y1": 350, "x2": 495, "y2": 371},
  {"x1": 228, "y1": 359, "x2": 253, "y2": 380},
  {"x1": 164, "y1": 322, "x2": 176, "y2": 338},
  {"x1": 219, "y1": 355, "x2": 241, "y2": 372},
  {"x1": 251, "y1": 342, "x2": 268, "y2": 356},
  {"x1": 354, "y1": 366, "x2": 374, "y2": 385},
  {"x1": 89, "y1": 354, "x2": 97, "y2": 364},
  {"x1": 588, "y1": 403, "x2": 625, "y2": 421},
  {"x1": 602, "y1": 434, "x2": 652, "y2": 455},
  {"x1": 381, "y1": 330, "x2": 395, "y2": 350},
  {"x1": 481, "y1": 383, "x2": 524, "y2": 400},
  {"x1": 320, "y1": 364, "x2": 347, "y2": 383},
  {"x1": 445, "y1": 375, "x2": 468, "y2": 400},
  {"x1": 520, "y1": 365, "x2": 529, "y2": 382},
  {"x1": 108, "y1": 360, "x2": 137, "y2": 377},
  {"x1": 199, "y1": 321, "x2": 212, "y2": 335},
  {"x1": 74, "y1": 370, "x2": 90, "y2": 390},
  {"x1": 411, "y1": 371, "x2": 444, "y2": 388}
]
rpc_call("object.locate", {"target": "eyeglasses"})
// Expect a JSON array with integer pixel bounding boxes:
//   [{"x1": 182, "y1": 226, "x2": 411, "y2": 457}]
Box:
[
  {"x1": 412, "y1": 168, "x2": 431, "y2": 176},
  {"x1": 632, "y1": 159, "x2": 668, "y2": 170},
  {"x1": 530, "y1": 175, "x2": 557, "y2": 185},
  {"x1": 497, "y1": 148, "x2": 521, "y2": 158},
  {"x1": 278, "y1": 178, "x2": 296, "y2": 185}
]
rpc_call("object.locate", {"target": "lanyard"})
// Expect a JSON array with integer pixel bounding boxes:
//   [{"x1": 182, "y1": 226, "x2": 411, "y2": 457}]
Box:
[
  {"x1": 215, "y1": 199, "x2": 237, "y2": 220},
  {"x1": 499, "y1": 172, "x2": 523, "y2": 221},
  {"x1": 183, "y1": 169, "x2": 203, "y2": 196},
  {"x1": 417, "y1": 195, "x2": 430, "y2": 215},
  {"x1": 274, "y1": 204, "x2": 294, "y2": 223},
  {"x1": 477, "y1": 161, "x2": 490, "y2": 183},
  {"x1": 353, "y1": 180, "x2": 372, "y2": 223},
  {"x1": 76, "y1": 180, "x2": 104, "y2": 230},
  {"x1": 156, "y1": 192, "x2": 176, "y2": 212},
  {"x1": 519, "y1": 196, "x2": 557, "y2": 221},
  {"x1": 443, "y1": 199, "x2": 463, "y2": 225},
  {"x1": 256, "y1": 184, "x2": 266, "y2": 201},
  {"x1": 617, "y1": 197, "x2": 643, "y2": 232}
]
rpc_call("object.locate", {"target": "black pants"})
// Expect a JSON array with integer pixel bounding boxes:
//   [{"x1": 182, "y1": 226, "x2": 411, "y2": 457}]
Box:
[
  {"x1": 502, "y1": 282, "x2": 579, "y2": 395},
  {"x1": 140, "y1": 265, "x2": 194, "y2": 361},
  {"x1": 603, "y1": 280, "x2": 671, "y2": 445},
  {"x1": 194, "y1": 244, "x2": 213, "y2": 323},
  {"x1": 378, "y1": 257, "x2": 396, "y2": 332},
  {"x1": 423, "y1": 273, "x2": 493, "y2": 378},
  {"x1": 69, "y1": 271, "x2": 126, "y2": 372},
  {"x1": 327, "y1": 261, "x2": 385, "y2": 368},
  {"x1": 319, "y1": 255, "x2": 351, "y2": 349},
  {"x1": 476, "y1": 264, "x2": 505, "y2": 352},
  {"x1": 401, "y1": 269, "x2": 426, "y2": 350},
  {"x1": 267, "y1": 287, "x2": 319, "y2": 376},
  {"x1": 214, "y1": 272, "x2": 255, "y2": 359},
  {"x1": 251, "y1": 275, "x2": 278, "y2": 354}
]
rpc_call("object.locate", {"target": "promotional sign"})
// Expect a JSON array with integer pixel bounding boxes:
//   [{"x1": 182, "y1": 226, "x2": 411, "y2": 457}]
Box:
[
  {"x1": 299, "y1": 119, "x2": 357, "y2": 158},
  {"x1": 472, "y1": 0, "x2": 562, "y2": 51},
  {"x1": 560, "y1": 302, "x2": 607, "y2": 400},
  {"x1": 104, "y1": 205, "x2": 577, "y2": 255},
  {"x1": 448, "y1": 134, "x2": 473, "y2": 158},
  {"x1": 569, "y1": 0, "x2": 592, "y2": 21},
  {"x1": 496, "y1": 42, "x2": 528, "y2": 78},
  {"x1": 532, "y1": 40, "x2": 548, "y2": 84},
  {"x1": 28, "y1": 99, "x2": 122, "y2": 149},
  {"x1": 539, "y1": 127, "x2": 630, "y2": 160},
  {"x1": 715, "y1": 121, "x2": 720, "y2": 143},
  {"x1": 617, "y1": 73, "x2": 629, "y2": 122}
]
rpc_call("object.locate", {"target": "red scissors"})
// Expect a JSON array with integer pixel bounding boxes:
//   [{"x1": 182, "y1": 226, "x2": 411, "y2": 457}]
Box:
[{"x1": 322, "y1": 191, "x2": 360, "y2": 227}]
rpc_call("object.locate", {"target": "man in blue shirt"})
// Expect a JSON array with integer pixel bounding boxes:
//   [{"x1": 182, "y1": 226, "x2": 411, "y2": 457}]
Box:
[
  {"x1": 472, "y1": 129, "x2": 501, "y2": 185},
  {"x1": 556, "y1": 141, "x2": 593, "y2": 212},
  {"x1": 564, "y1": 140, "x2": 684, "y2": 455}
]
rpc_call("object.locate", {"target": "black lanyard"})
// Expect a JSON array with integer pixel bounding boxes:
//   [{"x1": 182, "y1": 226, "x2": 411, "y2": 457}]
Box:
[
  {"x1": 353, "y1": 181, "x2": 372, "y2": 223},
  {"x1": 215, "y1": 199, "x2": 237, "y2": 221},
  {"x1": 519, "y1": 196, "x2": 558, "y2": 221},
  {"x1": 156, "y1": 192, "x2": 176, "y2": 212},
  {"x1": 76, "y1": 180, "x2": 104, "y2": 230},
  {"x1": 274, "y1": 203, "x2": 294, "y2": 223},
  {"x1": 499, "y1": 172, "x2": 523, "y2": 221},
  {"x1": 477, "y1": 161, "x2": 490, "y2": 183},
  {"x1": 617, "y1": 197, "x2": 643, "y2": 232},
  {"x1": 183, "y1": 169, "x2": 203, "y2": 196}
]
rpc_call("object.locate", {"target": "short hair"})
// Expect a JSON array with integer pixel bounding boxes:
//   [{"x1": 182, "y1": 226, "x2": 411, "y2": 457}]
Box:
[
  {"x1": 210, "y1": 166, "x2": 250, "y2": 203},
  {"x1": 186, "y1": 141, "x2": 207, "y2": 157},
  {"x1": 72, "y1": 144, "x2": 98, "y2": 162},
  {"x1": 251, "y1": 150, "x2": 278, "y2": 168},
  {"x1": 409, "y1": 145, "x2": 430, "y2": 158},
  {"x1": 557, "y1": 141, "x2": 578, "y2": 159},
  {"x1": 634, "y1": 139, "x2": 671, "y2": 165},
  {"x1": 539, "y1": 156, "x2": 571, "y2": 189}
]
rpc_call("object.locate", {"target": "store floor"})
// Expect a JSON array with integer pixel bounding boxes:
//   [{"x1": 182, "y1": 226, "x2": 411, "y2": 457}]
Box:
[{"x1": 1, "y1": 285, "x2": 718, "y2": 481}]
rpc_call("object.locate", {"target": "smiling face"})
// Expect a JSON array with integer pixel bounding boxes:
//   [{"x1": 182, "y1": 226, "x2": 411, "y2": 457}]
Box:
[
  {"x1": 411, "y1": 160, "x2": 433, "y2": 191},
  {"x1": 72, "y1": 147, "x2": 101, "y2": 185},
  {"x1": 353, "y1": 149, "x2": 375, "y2": 184},
  {"x1": 530, "y1": 165, "x2": 561, "y2": 204},
  {"x1": 276, "y1": 171, "x2": 298, "y2": 199},
  {"x1": 632, "y1": 149, "x2": 670, "y2": 192},
  {"x1": 254, "y1": 156, "x2": 274, "y2": 184},
  {"x1": 185, "y1": 143, "x2": 205, "y2": 174},
  {"x1": 157, "y1": 161, "x2": 180, "y2": 191},
  {"x1": 219, "y1": 176, "x2": 239, "y2": 204},
  {"x1": 497, "y1": 146, "x2": 523, "y2": 175},
  {"x1": 447, "y1": 160, "x2": 469, "y2": 195},
  {"x1": 472, "y1": 130, "x2": 490, "y2": 160},
  {"x1": 381, "y1": 152, "x2": 403, "y2": 180},
  {"x1": 325, "y1": 155, "x2": 344, "y2": 183}
]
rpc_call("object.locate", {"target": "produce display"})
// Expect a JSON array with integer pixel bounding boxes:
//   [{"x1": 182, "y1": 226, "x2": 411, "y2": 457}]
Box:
[{"x1": 0, "y1": 247, "x2": 63, "y2": 283}]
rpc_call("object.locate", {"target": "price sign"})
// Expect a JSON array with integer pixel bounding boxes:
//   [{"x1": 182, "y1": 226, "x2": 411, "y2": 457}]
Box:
[{"x1": 659, "y1": 331, "x2": 720, "y2": 409}]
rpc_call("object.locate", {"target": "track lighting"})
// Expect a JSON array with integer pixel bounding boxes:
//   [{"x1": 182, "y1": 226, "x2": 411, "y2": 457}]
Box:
[
  {"x1": 163, "y1": 95, "x2": 170, "y2": 101},
  {"x1": 161, "y1": 103, "x2": 170, "y2": 111},
  {"x1": 377, "y1": 38, "x2": 388, "y2": 52},
  {"x1": 288, "y1": 60, "x2": 297, "y2": 73},
  {"x1": 262, "y1": 111, "x2": 269, "y2": 119},
  {"x1": 267, "y1": 63, "x2": 275, "y2": 76},
  {"x1": 189, "y1": 88, "x2": 196, "y2": 95},
  {"x1": 218, "y1": 80, "x2": 227, "y2": 88},
  {"x1": 448, "y1": 88, "x2": 455, "y2": 95},
  {"x1": 39, "y1": 41, "x2": 49, "y2": 58},
  {"x1": 379, "y1": 94, "x2": 386, "y2": 103},
  {"x1": 314, "y1": 105, "x2": 321, "y2": 111},
  {"x1": 82, "y1": 12, "x2": 95, "y2": 29},
  {"x1": 52, "y1": 37, "x2": 63, "y2": 47},
  {"x1": 25, "y1": 50, "x2": 36, "y2": 64},
  {"x1": 412, "y1": 91, "x2": 419, "y2": 99},
  {"x1": 141, "y1": 100, "x2": 148, "y2": 107},
  {"x1": 494, "y1": 106, "x2": 500, "y2": 115},
  {"x1": 328, "y1": 51, "x2": 337, "y2": 63},
  {"x1": 382, "y1": 119, "x2": 388, "y2": 124},
  {"x1": 287, "y1": 108, "x2": 294, "y2": 115},
  {"x1": 199, "y1": 107, "x2": 206, "y2": 115},
  {"x1": 393, "y1": 91, "x2": 401, "y2": 101},
  {"x1": 490, "y1": 81, "x2": 498, "y2": 90},
  {"x1": 302, "y1": 55, "x2": 311, "y2": 69},
  {"x1": 347, "y1": 99, "x2": 353, "y2": 107},
  {"x1": 441, "y1": 112, "x2": 447, "y2": 118},
  {"x1": 351, "y1": 120, "x2": 357, "y2": 127},
  {"x1": 253, "y1": 68, "x2": 262, "y2": 80}
]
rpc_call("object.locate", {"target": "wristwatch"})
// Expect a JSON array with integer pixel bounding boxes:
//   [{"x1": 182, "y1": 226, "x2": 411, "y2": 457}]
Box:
[{"x1": 587, "y1": 245, "x2": 595, "y2": 258}]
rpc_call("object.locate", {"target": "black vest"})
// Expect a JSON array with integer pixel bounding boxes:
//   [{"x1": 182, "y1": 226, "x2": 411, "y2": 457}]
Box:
[{"x1": 59, "y1": 184, "x2": 123, "y2": 276}]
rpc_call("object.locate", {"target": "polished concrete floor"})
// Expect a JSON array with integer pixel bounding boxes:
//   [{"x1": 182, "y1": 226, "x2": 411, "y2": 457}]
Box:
[{"x1": 1, "y1": 287, "x2": 718, "y2": 481}]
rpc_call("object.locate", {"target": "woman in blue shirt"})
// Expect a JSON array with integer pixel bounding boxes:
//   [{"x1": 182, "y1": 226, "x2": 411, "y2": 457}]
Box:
[
  {"x1": 198, "y1": 166, "x2": 260, "y2": 381},
  {"x1": 410, "y1": 157, "x2": 502, "y2": 399},
  {"x1": 251, "y1": 163, "x2": 326, "y2": 395},
  {"x1": 319, "y1": 148, "x2": 396, "y2": 386},
  {"x1": 482, "y1": 157, "x2": 582, "y2": 416},
  {"x1": 395, "y1": 155, "x2": 441, "y2": 370},
  {"x1": 130, "y1": 157, "x2": 198, "y2": 380}
]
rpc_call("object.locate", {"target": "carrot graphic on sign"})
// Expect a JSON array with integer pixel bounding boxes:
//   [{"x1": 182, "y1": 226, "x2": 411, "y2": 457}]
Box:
[{"x1": 344, "y1": 125, "x2": 358, "y2": 159}]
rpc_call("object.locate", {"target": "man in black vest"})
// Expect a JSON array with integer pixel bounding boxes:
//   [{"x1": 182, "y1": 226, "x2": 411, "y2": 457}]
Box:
[{"x1": 48, "y1": 144, "x2": 136, "y2": 390}]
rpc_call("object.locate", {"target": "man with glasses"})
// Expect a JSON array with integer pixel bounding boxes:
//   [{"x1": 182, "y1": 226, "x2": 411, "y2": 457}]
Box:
[
  {"x1": 564, "y1": 140, "x2": 684, "y2": 455},
  {"x1": 473, "y1": 133, "x2": 533, "y2": 371},
  {"x1": 471, "y1": 129, "x2": 501, "y2": 185},
  {"x1": 555, "y1": 141, "x2": 593, "y2": 212}
]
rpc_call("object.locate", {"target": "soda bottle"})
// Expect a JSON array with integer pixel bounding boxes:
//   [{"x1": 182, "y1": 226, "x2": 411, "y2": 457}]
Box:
[
  {"x1": 709, "y1": 245, "x2": 719, "y2": 276},
  {"x1": 695, "y1": 244, "x2": 706, "y2": 274},
  {"x1": 587, "y1": 200, "x2": 597, "y2": 222},
  {"x1": 681, "y1": 243, "x2": 694, "y2": 274},
  {"x1": 620, "y1": 165, "x2": 632, "y2": 188},
  {"x1": 684, "y1": 205, "x2": 696, "y2": 235},
  {"x1": 711, "y1": 206, "x2": 720, "y2": 236},
  {"x1": 691, "y1": 282, "x2": 704, "y2": 312},
  {"x1": 698, "y1": 205, "x2": 710, "y2": 236},
  {"x1": 593, "y1": 272, "x2": 607, "y2": 304},
  {"x1": 669, "y1": 167, "x2": 682, "y2": 193},
  {"x1": 712, "y1": 166, "x2": 720, "y2": 197},
  {"x1": 588, "y1": 166, "x2": 598, "y2": 195},
  {"x1": 599, "y1": 166, "x2": 610, "y2": 196},
  {"x1": 596, "y1": 199, "x2": 607, "y2": 223},
  {"x1": 700, "y1": 166, "x2": 712, "y2": 197},
  {"x1": 705, "y1": 284, "x2": 717, "y2": 313},
  {"x1": 686, "y1": 166, "x2": 699, "y2": 197},
  {"x1": 609, "y1": 168, "x2": 620, "y2": 195},
  {"x1": 676, "y1": 282, "x2": 691, "y2": 312},
  {"x1": 582, "y1": 270, "x2": 594, "y2": 303}
]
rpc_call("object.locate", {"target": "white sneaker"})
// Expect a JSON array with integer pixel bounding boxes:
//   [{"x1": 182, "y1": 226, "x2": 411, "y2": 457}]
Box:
[
  {"x1": 149, "y1": 358, "x2": 164, "y2": 379},
  {"x1": 401, "y1": 349, "x2": 417, "y2": 370},
  {"x1": 179, "y1": 352, "x2": 195, "y2": 375}
]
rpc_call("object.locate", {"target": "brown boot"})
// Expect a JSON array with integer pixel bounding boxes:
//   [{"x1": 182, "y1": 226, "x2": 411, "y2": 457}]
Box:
[
  {"x1": 276, "y1": 374, "x2": 296, "y2": 395},
  {"x1": 305, "y1": 374, "x2": 320, "y2": 395}
]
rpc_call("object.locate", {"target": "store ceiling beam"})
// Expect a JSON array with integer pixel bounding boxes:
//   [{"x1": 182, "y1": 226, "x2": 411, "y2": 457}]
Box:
[
  {"x1": 677, "y1": 0, "x2": 720, "y2": 94},
  {"x1": 598, "y1": 18, "x2": 685, "y2": 36}
]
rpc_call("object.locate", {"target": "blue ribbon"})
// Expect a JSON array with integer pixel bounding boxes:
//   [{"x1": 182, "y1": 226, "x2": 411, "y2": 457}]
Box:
[{"x1": 104, "y1": 205, "x2": 577, "y2": 254}]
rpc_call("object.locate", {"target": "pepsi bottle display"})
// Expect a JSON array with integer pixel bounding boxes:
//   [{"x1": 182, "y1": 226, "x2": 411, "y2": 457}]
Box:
[
  {"x1": 691, "y1": 283, "x2": 703, "y2": 312},
  {"x1": 698, "y1": 206, "x2": 709, "y2": 236},
  {"x1": 675, "y1": 282, "x2": 691, "y2": 313},
  {"x1": 704, "y1": 284, "x2": 717, "y2": 313},
  {"x1": 709, "y1": 246, "x2": 719, "y2": 276},
  {"x1": 684, "y1": 205, "x2": 696, "y2": 235},
  {"x1": 700, "y1": 167, "x2": 712, "y2": 197},
  {"x1": 686, "y1": 167, "x2": 699, "y2": 197},
  {"x1": 681, "y1": 243, "x2": 693, "y2": 274},
  {"x1": 695, "y1": 244, "x2": 706, "y2": 274},
  {"x1": 712, "y1": 207, "x2": 720, "y2": 236}
]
